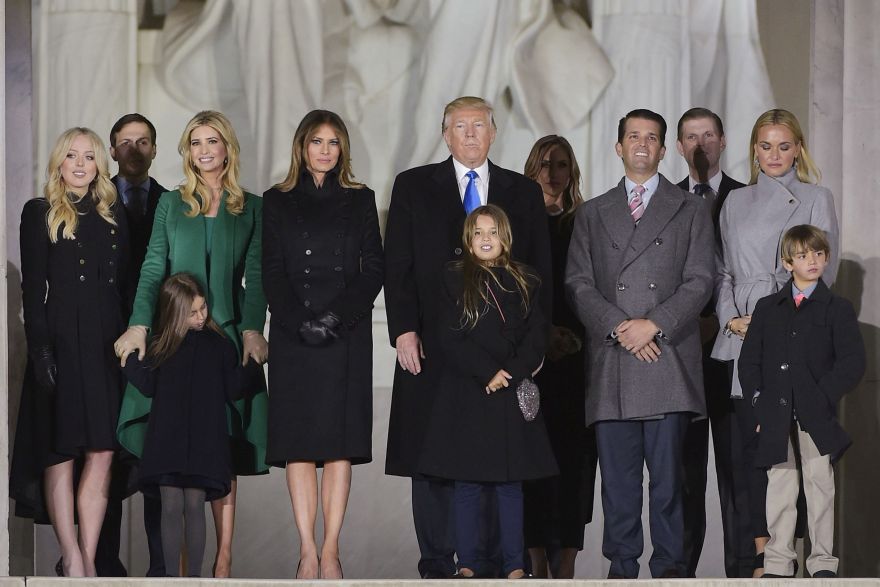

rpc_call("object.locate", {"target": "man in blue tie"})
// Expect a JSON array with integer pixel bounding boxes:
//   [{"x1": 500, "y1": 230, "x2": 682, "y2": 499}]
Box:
[
  {"x1": 93, "y1": 113, "x2": 168, "y2": 578},
  {"x1": 384, "y1": 96, "x2": 551, "y2": 578}
]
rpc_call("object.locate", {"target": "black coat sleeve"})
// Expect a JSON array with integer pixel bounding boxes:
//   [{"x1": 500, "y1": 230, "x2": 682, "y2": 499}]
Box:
[
  {"x1": 383, "y1": 173, "x2": 420, "y2": 344},
  {"x1": 121, "y1": 353, "x2": 158, "y2": 397},
  {"x1": 261, "y1": 188, "x2": 314, "y2": 329},
  {"x1": 221, "y1": 337, "x2": 264, "y2": 401},
  {"x1": 522, "y1": 179, "x2": 554, "y2": 325},
  {"x1": 20, "y1": 199, "x2": 52, "y2": 352},
  {"x1": 324, "y1": 188, "x2": 384, "y2": 328},
  {"x1": 817, "y1": 298, "x2": 866, "y2": 403},
  {"x1": 503, "y1": 280, "x2": 547, "y2": 381},
  {"x1": 738, "y1": 298, "x2": 767, "y2": 402}
]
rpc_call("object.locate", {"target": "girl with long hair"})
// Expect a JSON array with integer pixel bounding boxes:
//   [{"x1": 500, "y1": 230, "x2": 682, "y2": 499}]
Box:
[
  {"x1": 122, "y1": 273, "x2": 258, "y2": 577},
  {"x1": 417, "y1": 204, "x2": 557, "y2": 579},
  {"x1": 114, "y1": 110, "x2": 269, "y2": 577},
  {"x1": 11, "y1": 128, "x2": 129, "y2": 576}
]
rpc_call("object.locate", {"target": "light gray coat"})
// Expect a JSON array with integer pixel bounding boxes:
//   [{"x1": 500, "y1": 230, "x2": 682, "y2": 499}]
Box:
[
  {"x1": 710, "y1": 169, "x2": 839, "y2": 397},
  {"x1": 566, "y1": 174, "x2": 715, "y2": 426}
]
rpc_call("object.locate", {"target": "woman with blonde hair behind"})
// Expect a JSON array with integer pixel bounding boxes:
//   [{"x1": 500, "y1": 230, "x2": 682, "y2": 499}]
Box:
[
  {"x1": 521, "y1": 135, "x2": 597, "y2": 578},
  {"x1": 712, "y1": 108, "x2": 839, "y2": 577},
  {"x1": 11, "y1": 128, "x2": 129, "y2": 576},
  {"x1": 114, "y1": 110, "x2": 268, "y2": 577}
]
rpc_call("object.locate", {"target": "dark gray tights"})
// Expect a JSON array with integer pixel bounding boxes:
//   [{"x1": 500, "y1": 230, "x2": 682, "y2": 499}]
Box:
[{"x1": 159, "y1": 486, "x2": 207, "y2": 577}]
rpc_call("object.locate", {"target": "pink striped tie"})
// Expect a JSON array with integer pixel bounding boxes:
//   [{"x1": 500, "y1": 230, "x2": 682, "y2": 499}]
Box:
[{"x1": 630, "y1": 184, "x2": 646, "y2": 224}]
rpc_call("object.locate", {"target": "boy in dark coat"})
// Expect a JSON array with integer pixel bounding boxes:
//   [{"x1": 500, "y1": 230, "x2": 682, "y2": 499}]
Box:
[{"x1": 738, "y1": 224, "x2": 865, "y2": 579}]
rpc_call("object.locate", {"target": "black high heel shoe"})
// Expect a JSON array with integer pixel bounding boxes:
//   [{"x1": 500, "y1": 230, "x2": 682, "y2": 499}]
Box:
[{"x1": 55, "y1": 558, "x2": 64, "y2": 577}]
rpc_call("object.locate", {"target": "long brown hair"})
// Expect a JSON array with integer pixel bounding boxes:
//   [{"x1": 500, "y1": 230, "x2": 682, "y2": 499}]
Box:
[
  {"x1": 148, "y1": 273, "x2": 224, "y2": 366},
  {"x1": 44, "y1": 127, "x2": 118, "y2": 242},
  {"x1": 523, "y1": 134, "x2": 584, "y2": 226},
  {"x1": 748, "y1": 109, "x2": 821, "y2": 185},
  {"x1": 275, "y1": 110, "x2": 364, "y2": 192},
  {"x1": 177, "y1": 110, "x2": 246, "y2": 217},
  {"x1": 455, "y1": 205, "x2": 536, "y2": 330}
]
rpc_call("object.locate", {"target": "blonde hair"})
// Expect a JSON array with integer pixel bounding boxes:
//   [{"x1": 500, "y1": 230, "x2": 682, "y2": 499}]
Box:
[
  {"x1": 177, "y1": 111, "x2": 245, "y2": 217},
  {"x1": 44, "y1": 127, "x2": 117, "y2": 242},
  {"x1": 275, "y1": 110, "x2": 364, "y2": 192},
  {"x1": 749, "y1": 109, "x2": 821, "y2": 185},
  {"x1": 441, "y1": 96, "x2": 497, "y2": 133},
  {"x1": 523, "y1": 135, "x2": 584, "y2": 227},
  {"x1": 455, "y1": 205, "x2": 535, "y2": 330}
]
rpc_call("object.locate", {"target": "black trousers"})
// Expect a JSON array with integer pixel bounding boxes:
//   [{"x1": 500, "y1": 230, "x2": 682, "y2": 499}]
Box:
[
  {"x1": 412, "y1": 476, "x2": 456, "y2": 578},
  {"x1": 681, "y1": 354, "x2": 755, "y2": 578}
]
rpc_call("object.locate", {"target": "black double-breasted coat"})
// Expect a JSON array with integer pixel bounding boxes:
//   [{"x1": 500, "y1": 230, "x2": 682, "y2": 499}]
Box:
[
  {"x1": 123, "y1": 329, "x2": 257, "y2": 500},
  {"x1": 417, "y1": 266, "x2": 558, "y2": 482},
  {"x1": 262, "y1": 174, "x2": 384, "y2": 466},
  {"x1": 738, "y1": 279, "x2": 866, "y2": 467},
  {"x1": 383, "y1": 157, "x2": 552, "y2": 477},
  {"x1": 11, "y1": 195, "x2": 129, "y2": 520}
]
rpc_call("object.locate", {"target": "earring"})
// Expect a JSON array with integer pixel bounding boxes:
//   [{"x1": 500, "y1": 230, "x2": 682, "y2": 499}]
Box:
[
  {"x1": 224, "y1": 157, "x2": 228, "y2": 166},
  {"x1": 753, "y1": 157, "x2": 759, "y2": 166}
]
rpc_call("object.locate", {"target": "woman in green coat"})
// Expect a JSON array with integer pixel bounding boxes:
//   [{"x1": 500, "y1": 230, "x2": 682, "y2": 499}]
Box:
[{"x1": 114, "y1": 110, "x2": 268, "y2": 577}]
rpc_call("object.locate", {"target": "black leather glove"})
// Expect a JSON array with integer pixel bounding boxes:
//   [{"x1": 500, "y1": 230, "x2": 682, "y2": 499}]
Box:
[
  {"x1": 298, "y1": 311, "x2": 342, "y2": 346},
  {"x1": 31, "y1": 345, "x2": 58, "y2": 392}
]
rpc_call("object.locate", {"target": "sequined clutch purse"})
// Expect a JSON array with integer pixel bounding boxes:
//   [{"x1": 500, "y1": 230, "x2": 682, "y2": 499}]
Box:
[{"x1": 516, "y1": 377, "x2": 540, "y2": 421}]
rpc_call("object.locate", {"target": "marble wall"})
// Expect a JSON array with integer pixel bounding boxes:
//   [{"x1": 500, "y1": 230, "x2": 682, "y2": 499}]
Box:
[{"x1": 5, "y1": 0, "x2": 879, "y2": 579}]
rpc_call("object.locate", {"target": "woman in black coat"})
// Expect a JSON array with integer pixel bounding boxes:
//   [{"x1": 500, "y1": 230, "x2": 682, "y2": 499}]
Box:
[
  {"x1": 520, "y1": 135, "x2": 597, "y2": 578},
  {"x1": 262, "y1": 110, "x2": 384, "y2": 580},
  {"x1": 11, "y1": 128, "x2": 129, "y2": 577}
]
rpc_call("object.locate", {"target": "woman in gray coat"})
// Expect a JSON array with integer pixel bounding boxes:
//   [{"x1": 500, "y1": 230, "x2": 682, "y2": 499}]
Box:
[{"x1": 711, "y1": 108, "x2": 839, "y2": 576}]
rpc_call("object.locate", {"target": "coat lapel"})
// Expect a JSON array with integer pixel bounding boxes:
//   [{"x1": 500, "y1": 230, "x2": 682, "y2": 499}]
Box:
[
  {"x1": 487, "y1": 160, "x2": 513, "y2": 209},
  {"x1": 758, "y1": 173, "x2": 801, "y2": 257},
  {"x1": 431, "y1": 157, "x2": 467, "y2": 221},
  {"x1": 616, "y1": 176, "x2": 685, "y2": 270},
  {"x1": 596, "y1": 179, "x2": 637, "y2": 255}
]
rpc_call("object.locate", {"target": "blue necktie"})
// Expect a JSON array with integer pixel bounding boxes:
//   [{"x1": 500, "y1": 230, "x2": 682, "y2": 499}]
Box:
[{"x1": 463, "y1": 170, "x2": 480, "y2": 214}]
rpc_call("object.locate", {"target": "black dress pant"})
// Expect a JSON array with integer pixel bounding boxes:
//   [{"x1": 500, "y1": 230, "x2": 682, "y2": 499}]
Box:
[
  {"x1": 682, "y1": 354, "x2": 755, "y2": 577},
  {"x1": 412, "y1": 476, "x2": 456, "y2": 578}
]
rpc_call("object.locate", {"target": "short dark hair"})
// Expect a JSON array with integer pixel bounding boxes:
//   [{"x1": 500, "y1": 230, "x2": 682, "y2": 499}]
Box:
[
  {"x1": 780, "y1": 224, "x2": 831, "y2": 263},
  {"x1": 677, "y1": 107, "x2": 725, "y2": 141},
  {"x1": 617, "y1": 109, "x2": 667, "y2": 147},
  {"x1": 110, "y1": 113, "x2": 157, "y2": 147}
]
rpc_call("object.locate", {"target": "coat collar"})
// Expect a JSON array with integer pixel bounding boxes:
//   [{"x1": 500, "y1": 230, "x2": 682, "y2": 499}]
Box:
[
  {"x1": 598, "y1": 174, "x2": 686, "y2": 270},
  {"x1": 430, "y1": 156, "x2": 515, "y2": 218},
  {"x1": 773, "y1": 277, "x2": 832, "y2": 307}
]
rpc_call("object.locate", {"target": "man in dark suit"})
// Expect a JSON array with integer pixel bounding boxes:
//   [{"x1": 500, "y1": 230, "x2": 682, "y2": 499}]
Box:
[
  {"x1": 94, "y1": 113, "x2": 167, "y2": 577},
  {"x1": 566, "y1": 109, "x2": 714, "y2": 579},
  {"x1": 674, "y1": 108, "x2": 751, "y2": 578},
  {"x1": 384, "y1": 96, "x2": 551, "y2": 578}
]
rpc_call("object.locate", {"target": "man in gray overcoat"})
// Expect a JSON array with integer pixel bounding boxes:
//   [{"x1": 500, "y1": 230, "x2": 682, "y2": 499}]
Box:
[{"x1": 565, "y1": 109, "x2": 714, "y2": 578}]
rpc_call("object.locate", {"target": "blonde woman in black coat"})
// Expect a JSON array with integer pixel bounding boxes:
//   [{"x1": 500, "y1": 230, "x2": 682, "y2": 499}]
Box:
[
  {"x1": 11, "y1": 128, "x2": 129, "y2": 577},
  {"x1": 262, "y1": 110, "x2": 383, "y2": 580}
]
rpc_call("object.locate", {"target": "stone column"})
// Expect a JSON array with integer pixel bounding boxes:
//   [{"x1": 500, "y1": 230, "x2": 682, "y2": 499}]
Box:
[
  {"x1": 4, "y1": 0, "x2": 35, "y2": 575},
  {"x1": 811, "y1": 0, "x2": 880, "y2": 578}
]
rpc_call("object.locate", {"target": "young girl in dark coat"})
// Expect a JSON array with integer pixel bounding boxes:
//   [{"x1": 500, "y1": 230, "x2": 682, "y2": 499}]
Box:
[
  {"x1": 418, "y1": 204, "x2": 557, "y2": 579},
  {"x1": 121, "y1": 273, "x2": 260, "y2": 576}
]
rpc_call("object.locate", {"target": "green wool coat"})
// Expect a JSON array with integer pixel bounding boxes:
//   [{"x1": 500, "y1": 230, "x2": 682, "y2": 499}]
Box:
[{"x1": 116, "y1": 189, "x2": 269, "y2": 474}]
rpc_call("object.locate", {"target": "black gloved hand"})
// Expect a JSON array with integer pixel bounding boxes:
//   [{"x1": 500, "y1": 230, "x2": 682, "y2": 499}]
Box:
[
  {"x1": 298, "y1": 311, "x2": 342, "y2": 347},
  {"x1": 31, "y1": 345, "x2": 58, "y2": 392}
]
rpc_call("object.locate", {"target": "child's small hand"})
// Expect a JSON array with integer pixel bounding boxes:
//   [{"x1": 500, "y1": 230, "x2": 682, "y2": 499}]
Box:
[{"x1": 485, "y1": 369, "x2": 512, "y2": 394}]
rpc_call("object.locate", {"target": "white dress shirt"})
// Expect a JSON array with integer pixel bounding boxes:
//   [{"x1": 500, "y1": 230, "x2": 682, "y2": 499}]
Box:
[{"x1": 452, "y1": 158, "x2": 490, "y2": 207}]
